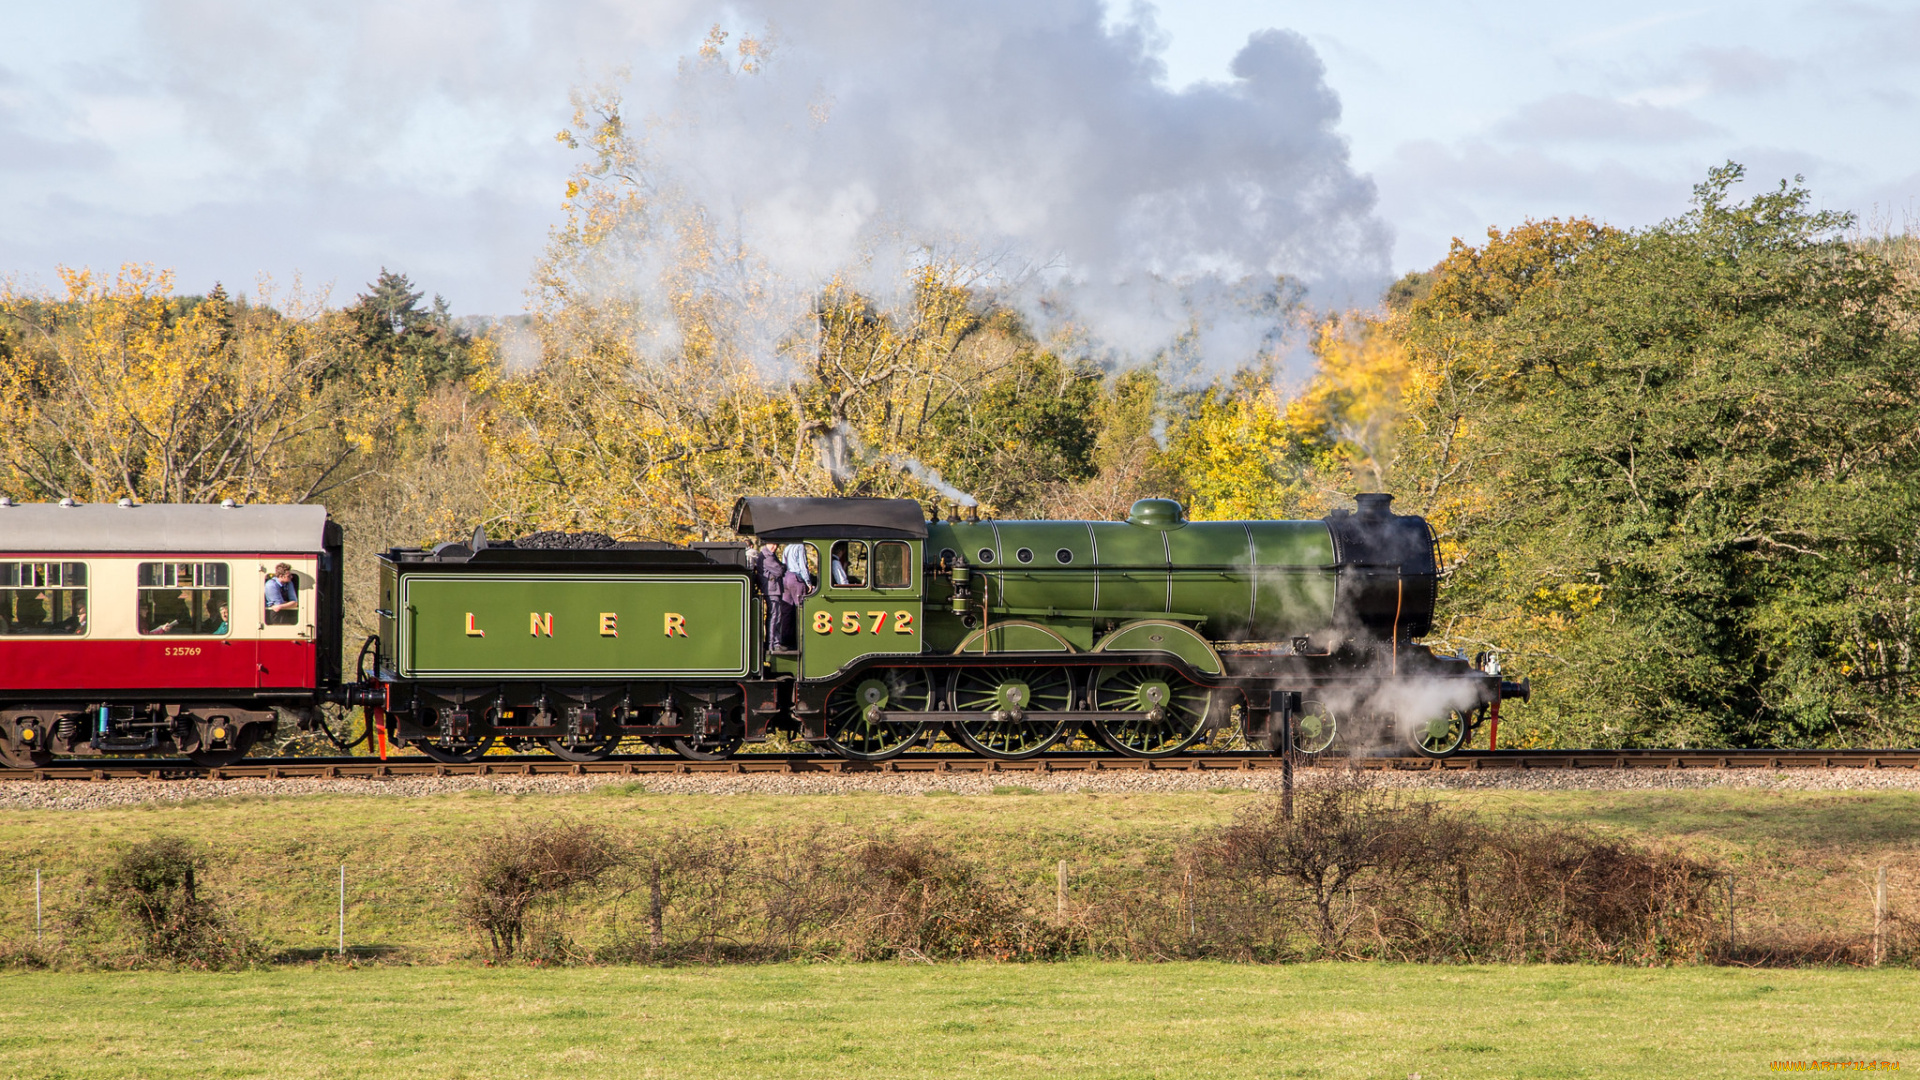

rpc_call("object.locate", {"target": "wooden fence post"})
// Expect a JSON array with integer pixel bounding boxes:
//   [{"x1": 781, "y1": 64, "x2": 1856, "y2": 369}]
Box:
[
  {"x1": 1873, "y1": 866, "x2": 1888, "y2": 967},
  {"x1": 649, "y1": 857, "x2": 664, "y2": 953},
  {"x1": 1725, "y1": 871, "x2": 1735, "y2": 954},
  {"x1": 1056, "y1": 861, "x2": 1068, "y2": 919}
]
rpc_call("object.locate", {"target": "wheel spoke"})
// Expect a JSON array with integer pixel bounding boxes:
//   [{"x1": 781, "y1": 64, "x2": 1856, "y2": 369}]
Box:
[
  {"x1": 1409, "y1": 709, "x2": 1467, "y2": 758},
  {"x1": 1290, "y1": 699, "x2": 1338, "y2": 755},
  {"x1": 1089, "y1": 665, "x2": 1208, "y2": 757},
  {"x1": 824, "y1": 668, "x2": 930, "y2": 760},
  {"x1": 948, "y1": 667, "x2": 1073, "y2": 760}
]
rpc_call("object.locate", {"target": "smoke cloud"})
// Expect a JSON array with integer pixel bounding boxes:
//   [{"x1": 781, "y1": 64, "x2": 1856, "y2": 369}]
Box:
[
  {"x1": 122, "y1": 0, "x2": 1386, "y2": 367},
  {"x1": 587, "y1": 2, "x2": 1389, "y2": 368}
]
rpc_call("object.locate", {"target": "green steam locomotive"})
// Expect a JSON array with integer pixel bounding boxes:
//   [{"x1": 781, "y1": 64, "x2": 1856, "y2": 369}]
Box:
[{"x1": 367, "y1": 494, "x2": 1526, "y2": 762}]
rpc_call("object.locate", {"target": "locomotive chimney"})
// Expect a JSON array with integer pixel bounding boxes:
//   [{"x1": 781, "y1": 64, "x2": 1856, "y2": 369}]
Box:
[{"x1": 1355, "y1": 493, "x2": 1393, "y2": 520}]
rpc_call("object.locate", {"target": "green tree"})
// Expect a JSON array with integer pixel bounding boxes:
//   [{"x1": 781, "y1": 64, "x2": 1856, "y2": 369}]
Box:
[
  {"x1": 345, "y1": 268, "x2": 478, "y2": 393},
  {"x1": 1404, "y1": 165, "x2": 1920, "y2": 748}
]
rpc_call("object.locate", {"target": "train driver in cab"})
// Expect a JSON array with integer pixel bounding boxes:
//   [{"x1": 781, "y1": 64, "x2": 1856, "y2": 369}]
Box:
[{"x1": 265, "y1": 563, "x2": 299, "y2": 625}]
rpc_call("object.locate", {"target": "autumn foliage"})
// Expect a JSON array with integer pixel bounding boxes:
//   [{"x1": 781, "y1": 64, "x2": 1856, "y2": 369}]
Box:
[{"x1": 2, "y1": 158, "x2": 1916, "y2": 749}]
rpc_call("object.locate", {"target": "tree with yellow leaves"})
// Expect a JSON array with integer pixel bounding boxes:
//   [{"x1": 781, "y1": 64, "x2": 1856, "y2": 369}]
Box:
[
  {"x1": 495, "y1": 57, "x2": 1110, "y2": 538},
  {"x1": 0, "y1": 265, "x2": 377, "y2": 505},
  {"x1": 1164, "y1": 310, "x2": 1414, "y2": 523}
]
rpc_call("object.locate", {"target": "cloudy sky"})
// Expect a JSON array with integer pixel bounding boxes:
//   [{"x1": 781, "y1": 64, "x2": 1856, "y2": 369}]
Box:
[{"x1": 1, "y1": 0, "x2": 1915, "y2": 320}]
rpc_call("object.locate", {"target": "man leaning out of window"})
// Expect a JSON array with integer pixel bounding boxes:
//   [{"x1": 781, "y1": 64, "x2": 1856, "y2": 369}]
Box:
[{"x1": 265, "y1": 563, "x2": 299, "y2": 625}]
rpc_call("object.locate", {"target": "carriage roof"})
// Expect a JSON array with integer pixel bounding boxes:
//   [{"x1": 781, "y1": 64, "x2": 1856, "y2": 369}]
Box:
[{"x1": 0, "y1": 502, "x2": 331, "y2": 554}]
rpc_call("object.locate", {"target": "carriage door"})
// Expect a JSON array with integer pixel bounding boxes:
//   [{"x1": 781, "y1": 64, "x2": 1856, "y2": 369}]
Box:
[
  {"x1": 800, "y1": 539, "x2": 922, "y2": 679},
  {"x1": 255, "y1": 560, "x2": 317, "y2": 690}
]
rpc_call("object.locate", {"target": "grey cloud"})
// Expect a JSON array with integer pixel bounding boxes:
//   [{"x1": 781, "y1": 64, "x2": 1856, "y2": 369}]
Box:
[
  {"x1": 1679, "y1": 46, "x2": 1795, "y2": 95},
  {"x1": 0, "y1": 91, "x2": 113, "y2": 174},
  {"x1": 0, "y1": 170, "x2": 552, "y2": 311},
  {"x1": 0, "y1": 121, "x2": 113, "y2": 173},
  {"x1": 1497, "y1": 93, "x2": 1720, "y2": 144},
  {"x1": 1376, "y1": 138, "x2": 1686, "y2": 269}
]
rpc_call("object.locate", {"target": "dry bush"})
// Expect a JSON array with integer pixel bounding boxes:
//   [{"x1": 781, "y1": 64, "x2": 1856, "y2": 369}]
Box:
[
  {"x1": 1465, "y1": 823, "x2": 1720, "y2": 962},
  {"x1": 594, "y1": 830, "x2": 1066, "y2": 964},
  {"x1": 460, "y1": 822, "x2": 623, "y2": 962},
  {"x1": 0, "y1": 938, "x2": 56, "y2": 970},
  {"x1": 1175, "y1": 777, "x2": 1723, "y2": 963},
  {"x1": 440, "y1": 799, "x2": 1789, "y2": 969},
  {"x1": 83, "y1": 836, "x2": 258, "y2": 968},
  {"x1": 1173, "y1": 774, "x2": 1466, "y2": 959},
  {"x1": 831, "y1": 839, "x2": 1064, "y2": 961}
]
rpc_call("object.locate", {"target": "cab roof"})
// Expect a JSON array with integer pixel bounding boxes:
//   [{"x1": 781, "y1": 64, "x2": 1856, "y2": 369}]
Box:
[
  {"x1": 0, "y1": 502, "x2": 331, "y2": 554},
  {"x1": 730, "y1": 497, "x2": 929, "y2": 541}
]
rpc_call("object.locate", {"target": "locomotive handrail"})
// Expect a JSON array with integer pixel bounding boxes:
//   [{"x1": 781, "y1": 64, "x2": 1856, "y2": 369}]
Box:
[{"x1": 949, "y1": 563, "x2": 1343, "y2": 573}]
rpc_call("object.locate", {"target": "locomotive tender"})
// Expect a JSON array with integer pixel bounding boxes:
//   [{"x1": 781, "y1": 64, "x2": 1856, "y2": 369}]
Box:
[{"x1": 0, "y1": 493, "x2": 1526, "y2": 768}]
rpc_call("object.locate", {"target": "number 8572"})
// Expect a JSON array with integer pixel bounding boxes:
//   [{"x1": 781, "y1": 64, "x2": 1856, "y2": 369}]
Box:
[{"x1": 813, "y1": 610, "x2": 915, "y2": 635}]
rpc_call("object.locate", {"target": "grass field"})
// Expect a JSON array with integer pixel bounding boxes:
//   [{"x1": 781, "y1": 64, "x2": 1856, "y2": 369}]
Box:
[
  {"x1": 1, "y1": 961, "x2": 1913, "y2": 1079},
  {"x1": 1, "y1": 786, "x2": 1916, "y2": 962}
]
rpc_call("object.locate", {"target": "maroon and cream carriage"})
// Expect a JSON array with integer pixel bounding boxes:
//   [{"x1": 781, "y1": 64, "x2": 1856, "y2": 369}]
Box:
[{"x1": 0, "y1": 500, "x2": 342, "y2": 767}]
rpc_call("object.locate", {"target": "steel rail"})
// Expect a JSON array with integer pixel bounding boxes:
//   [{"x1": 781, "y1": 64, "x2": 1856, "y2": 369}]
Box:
[{"x1": 3, "y1": 748, "x2": 1918, "y2": 782}]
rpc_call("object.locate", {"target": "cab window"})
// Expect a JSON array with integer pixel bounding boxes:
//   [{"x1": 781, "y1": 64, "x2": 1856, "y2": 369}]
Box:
[
  {"x1": 138, "y1": 562, "x2": 230, "y2": 636},
  {"x1": 828, "y1": 541, "x2": 868, "y2": 588},
  {"x1": 873, "y1": 542, "x2": 912, "y2": 589},
  {"x1": 0, "y1": 562, "x2": 87, "y2": 636}
]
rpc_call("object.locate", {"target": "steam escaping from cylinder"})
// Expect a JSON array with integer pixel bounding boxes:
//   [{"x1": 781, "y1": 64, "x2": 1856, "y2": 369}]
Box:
[{"x1": 1298, "y1": 672, "x2": 1488, "y2": 759}]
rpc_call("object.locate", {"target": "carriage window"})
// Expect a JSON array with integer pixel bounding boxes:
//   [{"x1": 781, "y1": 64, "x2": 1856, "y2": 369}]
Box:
[
  {"x1": 828, "y1": 541, "x2": 868, "y2": 588},
  {"x1": 0, "y1": 562, "x2": 87, "y2": 636},
  {"x1": 873, "y1": 542, "x2": 912, "y2": 589},
  {"x1": 138, "y1": 562, "x2": 230, "y2": 636}
]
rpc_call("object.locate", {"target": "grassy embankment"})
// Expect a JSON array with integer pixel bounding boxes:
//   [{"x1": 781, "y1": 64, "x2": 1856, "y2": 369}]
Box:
[
  {"x1": 0, "y1": 786, "x2": 1913, "y2": 963},
  {"x1": 1, "y1": 962, "x2": 1916, "y2": 1079}
]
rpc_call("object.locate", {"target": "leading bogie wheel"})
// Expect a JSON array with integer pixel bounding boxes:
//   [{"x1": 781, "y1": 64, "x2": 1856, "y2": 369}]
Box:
[
  {"x1": 1088, "y1": 665, "x2": 1210, "y2": 758},
  {"x1": 947, "y1": 666, "x2": 1075, "y2": 760},
  {"x1": 1290, "y1": 698, "x2": 1338, "y2": 755},
  {"x1": 823, "y1": 668, "x2": 932, "y2": 761},
  {"x1": 1409, "y1": 709, "x2": 1468, "y2": 758}
]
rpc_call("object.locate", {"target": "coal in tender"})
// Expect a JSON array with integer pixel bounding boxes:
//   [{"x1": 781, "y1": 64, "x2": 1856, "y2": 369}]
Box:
[{"x1": 506, "y1": 530, "x2": 620, "y2": 550}]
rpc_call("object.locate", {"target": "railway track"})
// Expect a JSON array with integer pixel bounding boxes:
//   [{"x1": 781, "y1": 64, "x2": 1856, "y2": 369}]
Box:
[{"x1": 3, "y1": 748, "x2": 1918, "y2": 781}]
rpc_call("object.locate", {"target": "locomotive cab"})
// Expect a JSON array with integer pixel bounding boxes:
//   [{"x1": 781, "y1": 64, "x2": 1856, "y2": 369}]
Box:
[{"x1": 727, "y1": 498, "x2": 928, "y2": 680}]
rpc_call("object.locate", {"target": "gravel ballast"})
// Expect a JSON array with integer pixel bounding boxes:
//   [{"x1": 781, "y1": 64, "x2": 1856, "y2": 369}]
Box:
[{"x1": 4, "y1": 764, "x2": 1920, "y2": 811}]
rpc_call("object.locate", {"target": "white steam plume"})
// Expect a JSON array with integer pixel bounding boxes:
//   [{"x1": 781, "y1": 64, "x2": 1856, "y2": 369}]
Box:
[
  {"x1": 618, "y1": 2, "x2": 1389, "y2": 369},
  {"x1": 815, "y1": 421, "x2": 980, "y2": 506}
]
